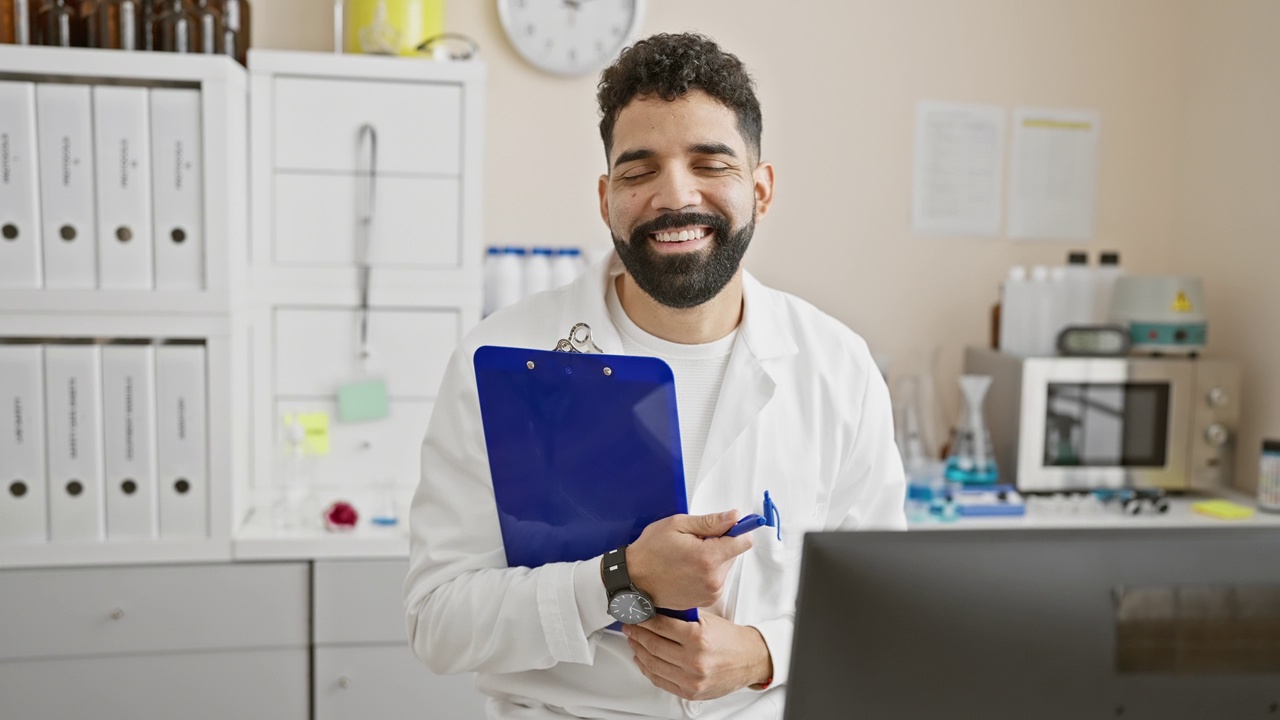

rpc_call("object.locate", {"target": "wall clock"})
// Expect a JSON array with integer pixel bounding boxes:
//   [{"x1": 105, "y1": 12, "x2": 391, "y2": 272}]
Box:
[{"x1": 497, "y1": 0, "x2": 646, "y2": 77}]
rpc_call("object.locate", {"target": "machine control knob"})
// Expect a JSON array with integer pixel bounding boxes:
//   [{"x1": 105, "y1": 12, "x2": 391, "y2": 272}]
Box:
[
  {"x1": 1203, "y1": 423, "x2": 1230, "y2": 447},
  {"x1": 1206, "y1": 387, "x2": 1230, "y2": 408}
]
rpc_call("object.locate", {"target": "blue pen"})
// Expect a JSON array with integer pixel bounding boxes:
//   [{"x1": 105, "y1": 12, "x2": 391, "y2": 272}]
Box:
[
  {"x1": 723, "y1": 514, "x2": 768, "y2": 537},
  {"x1": 721, "y1": 491, "x2": 783, "y2": 540}
]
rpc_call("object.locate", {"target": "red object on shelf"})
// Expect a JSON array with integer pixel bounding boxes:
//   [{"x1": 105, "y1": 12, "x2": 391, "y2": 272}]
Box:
[{"x1": 323, "y1": 501, "x2": 359, "y2": 531}]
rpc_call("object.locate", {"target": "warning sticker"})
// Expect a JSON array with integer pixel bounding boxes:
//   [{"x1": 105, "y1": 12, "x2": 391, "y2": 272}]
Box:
[{"x1": 1172, "y1": 291, "x2": 1194, "y2": 313}]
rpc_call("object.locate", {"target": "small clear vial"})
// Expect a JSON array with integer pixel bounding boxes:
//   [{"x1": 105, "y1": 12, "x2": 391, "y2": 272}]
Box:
[{"x1": 1259, "y1": 440, "x2": 1280, "y2": 513}]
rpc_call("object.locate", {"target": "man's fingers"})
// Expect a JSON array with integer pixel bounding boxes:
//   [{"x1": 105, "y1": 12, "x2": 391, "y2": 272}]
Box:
[
  {"x1": 627, "y1": 621, "x2": 685, "y2": 660},
  {"x1": 636, "y1": 613, "x2": 694, "y2": 643},
  {"x1": 679, "y1": 510, "x2": 740, "y2": 537},
  {"x1": 628, "y1": 637, "x2": 684, "y2": 678},
  {"x1": 631, "y1": 655, "x2": 687, "y2": 699}
]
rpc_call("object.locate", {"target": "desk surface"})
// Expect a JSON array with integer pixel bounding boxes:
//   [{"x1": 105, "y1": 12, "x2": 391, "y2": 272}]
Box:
[{"x1": 909, "y1": 489, "x2": 1280, "y2": 531}]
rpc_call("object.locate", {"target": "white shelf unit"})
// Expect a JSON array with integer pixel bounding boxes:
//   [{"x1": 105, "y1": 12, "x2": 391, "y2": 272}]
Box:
[
  {"x1": 0, "y1": 46, "x2": 249, "y2": 568},
  {"x1": 241, "y1": 50, "x2": 485, "y2": 545}
]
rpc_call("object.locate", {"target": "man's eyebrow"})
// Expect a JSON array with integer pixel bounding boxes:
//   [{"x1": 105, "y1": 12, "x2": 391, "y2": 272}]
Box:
[
  {"x1": 613, "y1": 148, "x2": 655, "y2": 168},
  {"x1": 689, "y1": 142, "x2": 737, "y2": 158}
]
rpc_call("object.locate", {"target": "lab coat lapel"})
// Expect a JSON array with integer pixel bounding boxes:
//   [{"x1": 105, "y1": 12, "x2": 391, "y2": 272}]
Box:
[{"x1": 690, "y1": 272, "x2": 797, "y2": 498}]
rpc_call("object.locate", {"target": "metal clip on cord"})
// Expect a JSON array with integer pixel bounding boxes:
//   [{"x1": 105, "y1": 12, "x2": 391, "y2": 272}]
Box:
[
  {"x1": 356, "y1": 124, "x2": 377, "y2": 364},
  {"x1": 552, "y1": 323, "x2": 603, "y2": 354}
]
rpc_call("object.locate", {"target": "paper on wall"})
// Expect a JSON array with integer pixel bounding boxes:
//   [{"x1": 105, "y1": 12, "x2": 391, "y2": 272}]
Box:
[
  {"x1": 911, "y1": 102, "x2": 1005, "y2": 237},
  {"x1": 1008, "y1": 108, "x2": 1101, "y2": 241}
]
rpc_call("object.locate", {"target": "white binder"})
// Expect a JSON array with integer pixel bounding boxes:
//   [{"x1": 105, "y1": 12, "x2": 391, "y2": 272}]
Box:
[
  {"x1": 150, "y1": 89, "x2": 204, "y2": 291},
  {"x1": 0, "y1": 82, "x2": 43, "y2": 289},
  {"x1": 44, "y1": 344, "x2": 106, "y2": 542},
  {"x1": 36, "y1": 84, "x2": 98, "y2": 289},
  {"x1": 155, "y1": 343, "x2": 208, "y2": 538},
  {"x1": 102, "y1": 344, "x2": 158, "y2": 540},
  {"x1": 0, "y1": 344, "x2": 48, "y2": 543},
  {"x1": 93, "y1": 86, "x2": 154, "y2": 290}
]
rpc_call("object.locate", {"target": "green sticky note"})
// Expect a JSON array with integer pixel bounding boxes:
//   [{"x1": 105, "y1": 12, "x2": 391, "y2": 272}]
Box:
[
  {"x1": 297, "y1": 412, "x2": 331, "y2": 456},
  {"x1": 337, "y1": 378, "x2": 390, "y2": 422}
]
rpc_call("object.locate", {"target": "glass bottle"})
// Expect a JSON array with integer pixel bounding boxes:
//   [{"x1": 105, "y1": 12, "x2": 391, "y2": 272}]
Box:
[
  {"x1": 213, "y1": 0, "x2": 247, "y2": 65},
  {"x1": 138, "y1": 0, "x2": 153, "y2": 49},
  {"x1": 153, "y1": 0, "x2": 218, "y2": 53},
  {"x1": 36, "y1": 0, "x2": 77, "y2": 46},
  {"x1": 88, "y1": 0, "x2": 140, "y2": 48},
  {"x1": 1, "y1": 0, "x2": 34, "y2": 44}
]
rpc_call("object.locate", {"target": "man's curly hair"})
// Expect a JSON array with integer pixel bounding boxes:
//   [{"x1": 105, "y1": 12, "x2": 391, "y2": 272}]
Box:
[{"x1": 597, "y1": 33, "x2": 762, "y2": 165}]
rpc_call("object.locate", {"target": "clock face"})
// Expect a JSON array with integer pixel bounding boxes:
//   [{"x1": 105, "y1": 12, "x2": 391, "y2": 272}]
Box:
[{"x1": 498, "y1": 0, "x2": 645, "y2": 77}]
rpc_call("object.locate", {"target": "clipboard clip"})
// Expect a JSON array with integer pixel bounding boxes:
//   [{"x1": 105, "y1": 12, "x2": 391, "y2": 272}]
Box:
[{"x1": 552, "y1": 323, "x2": 603, "y2": 354}]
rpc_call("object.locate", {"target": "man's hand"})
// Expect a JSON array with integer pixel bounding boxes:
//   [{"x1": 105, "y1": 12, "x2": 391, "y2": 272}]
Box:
[
  {"x1": 625, "y1": 511, "x2": 753, "y2": 610},
  {"x1": 623, "y1": 612, "x2": 773, "y2": 701}
]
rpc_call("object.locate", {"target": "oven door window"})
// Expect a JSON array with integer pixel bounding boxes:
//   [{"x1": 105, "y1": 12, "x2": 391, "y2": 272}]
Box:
[{"x1": 1044, "y1": 383, "x2": 1171, "y2": 467}]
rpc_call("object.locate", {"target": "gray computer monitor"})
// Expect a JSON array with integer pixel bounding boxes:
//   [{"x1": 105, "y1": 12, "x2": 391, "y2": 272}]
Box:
[{"x1": 785, "y1": 528, "x2": 1280, "y2": 720}]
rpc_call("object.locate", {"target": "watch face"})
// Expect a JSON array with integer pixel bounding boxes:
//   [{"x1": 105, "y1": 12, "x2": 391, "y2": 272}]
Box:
[
  {"x1": 498, "y1": 0, "x2": 645, "y2": 77},
  {"x1": 608, "y1": 590, "x2": 655, "y2": 624}
]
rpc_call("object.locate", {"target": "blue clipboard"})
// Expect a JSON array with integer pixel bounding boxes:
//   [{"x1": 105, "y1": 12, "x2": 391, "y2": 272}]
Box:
[{"x1": 473, "y1": 344, "x2": 697, "y2": 622}]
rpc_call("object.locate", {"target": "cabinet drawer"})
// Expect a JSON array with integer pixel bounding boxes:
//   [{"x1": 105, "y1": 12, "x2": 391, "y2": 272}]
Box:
[
  {"x1": 315, "y1": 644, "x2": 488, "y2": 720},
  {"x1": 274, "y1": 307, "x2": 458, "y2": 399},
  {"x1": 273, "y1": 77, "x2": 462, "y2": 176},
  {"x1": 273, "y1": 172, "x2": 461, "y2": 269},
  {"x1": 276, "y1": 399, "x2": 433, "y2": 489},
  {"x1": 0, "y1": 648, "x2": 309, "y2": 720},
  {"x1": 0, "y1": 562, "x2": 309, "y2": 660},
  {"x1": 314, "y1": 559, "x2": 411, "y2": 645}
]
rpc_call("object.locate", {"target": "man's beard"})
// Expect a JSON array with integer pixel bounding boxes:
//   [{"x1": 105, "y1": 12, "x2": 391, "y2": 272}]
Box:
[{"x1": 612, "y1": 210, "x2": 755, "y2": 310}]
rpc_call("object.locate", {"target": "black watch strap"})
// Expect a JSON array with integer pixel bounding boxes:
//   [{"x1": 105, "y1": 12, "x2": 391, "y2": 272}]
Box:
[{"x1": 602, "y1": 545, "x2": 635, "y2": 597}]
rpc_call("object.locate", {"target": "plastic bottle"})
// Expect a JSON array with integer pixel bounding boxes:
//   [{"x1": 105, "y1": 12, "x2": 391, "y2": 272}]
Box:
[
  {"x1": 1062, "y1": 250, "x2": 1094, "y2": 329},
  {"x1": 1026, "y1": 266, "x2": 1055, "y2": 356},
  {"x1": 482, "y1": 246, "x2": 501, "y2": 317},
  {"x1": 524, "y1": 247, "x2": 553, "y2": 298},
  {"x1": 1046, "y1": 266, "x2": 1069, "y2": 355},
  {"x1": 1093, "y1": 250, "x2": 1125, "y2": 325},
  {"x1": 490, "y1": 247, "x2": 525, "y2": 313},
  {"x1": 998, "y1": 266, "x2": 1031, "y2": 355},
  {"x1": 551, "y1": 247, "x2": 584, "y2": 288}
]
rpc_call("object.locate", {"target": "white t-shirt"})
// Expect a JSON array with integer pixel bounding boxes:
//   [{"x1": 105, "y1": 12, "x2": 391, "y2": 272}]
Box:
[{"x1": 605, "y1": 277, "x2": 737, "y2": 490}]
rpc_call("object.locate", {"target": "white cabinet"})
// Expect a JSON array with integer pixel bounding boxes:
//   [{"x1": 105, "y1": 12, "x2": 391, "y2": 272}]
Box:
[
  {"x1": 0, "y1": 562, "x2": 310, "y2": 720},
  {"x1": 273, "y1": 307, "x2": 458, "y2": 399},
  {"x1": 245, "y1": 50, "x2": 484, "y2": 523},
  {"x1": 0, "y1": 649, "x2": 310, "y2": 720},
  {"x1": 273, "y1": 173, "x2": 462, "y2": 269},
  {"x1": 0, "y1": 45, "x2": 249, "y2": 568},
  {"x1": 313, "y1": 559, "x2": 488, "y2": 720},
  {"x1": 0, "y1": 562, "x2": 309, "y2": 660},
  {"x1": 315, "y1": 644, "x2": 487, "y2": 720},
  {"x1": 272, "y1": 77, "x2": 462, "y2": 175}
]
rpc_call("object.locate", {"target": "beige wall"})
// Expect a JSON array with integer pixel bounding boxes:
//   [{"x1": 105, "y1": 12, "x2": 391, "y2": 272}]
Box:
[
  {"x1": 1171, "y1": 0, "x2": 1280, "y2": 491},
  {"x1": 258, "y1": 2, "x2": 1277, "y2": 488}
]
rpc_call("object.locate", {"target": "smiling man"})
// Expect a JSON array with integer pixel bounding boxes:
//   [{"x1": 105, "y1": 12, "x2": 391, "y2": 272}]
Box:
[{"x1": 405, "y1": 33, "x2": 906, "y2": 720}]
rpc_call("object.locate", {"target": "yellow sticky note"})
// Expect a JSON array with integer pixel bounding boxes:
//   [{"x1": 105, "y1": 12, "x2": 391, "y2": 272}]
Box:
[
  {"x1": 1192, "y1": 500, "x2": 1254, "y2": 520},
  {"x1": 298, "y1": 412, "x2": 331, "y2": 456}
]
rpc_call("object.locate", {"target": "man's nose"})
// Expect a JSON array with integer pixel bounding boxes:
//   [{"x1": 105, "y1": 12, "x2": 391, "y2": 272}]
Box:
[{"x1": 650, "y1": 167, "x2": 702, "y2": 213}]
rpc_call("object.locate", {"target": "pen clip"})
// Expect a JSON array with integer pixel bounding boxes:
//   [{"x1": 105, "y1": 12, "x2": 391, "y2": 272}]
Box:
[{"x1": 763, "y1": 490, "x2": 782, "y2": 541}]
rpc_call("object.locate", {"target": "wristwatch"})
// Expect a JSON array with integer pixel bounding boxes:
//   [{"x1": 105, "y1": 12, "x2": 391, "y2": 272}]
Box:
[{"x1": 603, "y1": 545, "x2": 655, "y2": 624}]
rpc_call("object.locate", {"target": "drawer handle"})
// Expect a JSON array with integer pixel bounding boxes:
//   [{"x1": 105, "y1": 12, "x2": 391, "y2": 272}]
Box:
[
  {"x1": 338, "y1": 676, "x2": 350, "y2": 689},
  {"x1": 110, "y1": 608, "x2": 125, "y2": 621}
]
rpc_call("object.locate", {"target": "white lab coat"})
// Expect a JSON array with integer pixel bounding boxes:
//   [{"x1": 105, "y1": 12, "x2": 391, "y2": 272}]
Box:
[{"x1": 405, "y1": 253, "x2": 907, "y2": 720}]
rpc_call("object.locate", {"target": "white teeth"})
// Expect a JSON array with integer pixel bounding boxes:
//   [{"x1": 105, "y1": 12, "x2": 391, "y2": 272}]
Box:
[{"x1": 652, "y1": 228, "x2": 708, "y2": 243}]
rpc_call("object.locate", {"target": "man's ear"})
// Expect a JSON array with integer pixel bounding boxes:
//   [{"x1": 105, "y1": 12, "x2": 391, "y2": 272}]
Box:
[
  {"x1": 753, "y1": 162, "x2": 776, "y2": 221},
  {"x1": 598, "y1": 174, "x2": 611, "y2": 227}
]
